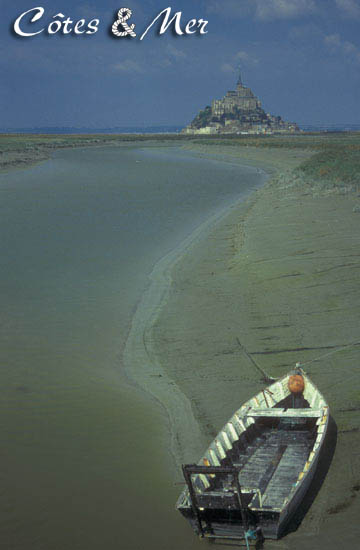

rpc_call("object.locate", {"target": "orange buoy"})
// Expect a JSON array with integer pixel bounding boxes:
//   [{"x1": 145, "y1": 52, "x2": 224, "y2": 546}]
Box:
[{"x1": 288, "y1": 374, "x2": 305, "y2": 394}]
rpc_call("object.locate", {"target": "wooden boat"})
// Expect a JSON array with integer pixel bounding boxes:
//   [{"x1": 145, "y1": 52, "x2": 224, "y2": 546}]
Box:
[{"x1": 176, "y1": 367, "x2": 329, "y2": 542}]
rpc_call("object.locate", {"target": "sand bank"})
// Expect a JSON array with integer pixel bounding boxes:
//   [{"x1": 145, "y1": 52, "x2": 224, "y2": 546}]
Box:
[
  {"x1": 125, "y1": 145, "x2": 360, "y2": 548},
  {"x1": 123, "y1": 179, "x2": 267, "y2": 469},
  {"x1": 182, "y1": 141, "x2": 314, "y2": 174}
]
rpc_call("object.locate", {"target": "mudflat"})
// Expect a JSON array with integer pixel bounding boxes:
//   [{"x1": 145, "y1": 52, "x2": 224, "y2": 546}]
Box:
[{"x1": 144, "y1": 140, "x2": 360, "y2": 548}]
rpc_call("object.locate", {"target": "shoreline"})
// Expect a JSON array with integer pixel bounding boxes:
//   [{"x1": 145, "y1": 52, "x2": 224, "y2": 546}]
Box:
[
  {"x1": 123, "y1": 143, "x2": 312, "y2": 473},
  {"x1": 0, "y1": 131, "x2": 329, "y2": 175},
  {"x1": 0, "y1": 134, "x2": 187, "y2": 174},
  {"x1": 123, "y1": 168, "x2": 268, "y2": 472},
  {"x1": 125, "y1": 145, "x2": 360, "y2": 548}
]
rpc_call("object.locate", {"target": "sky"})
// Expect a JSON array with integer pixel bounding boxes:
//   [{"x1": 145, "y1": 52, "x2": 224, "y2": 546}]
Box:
[{"x1": 1, "y1": 0, "x2": 360, "y2": 129}]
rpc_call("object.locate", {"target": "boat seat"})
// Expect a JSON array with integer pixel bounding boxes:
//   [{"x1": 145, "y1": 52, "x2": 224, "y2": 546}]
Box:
[
  {"x1": 260, "y1": 444, "x2": 309, "y2": 508},
  {"x1": 247, "y1": 408, "x2": 322, "y2": 418}
]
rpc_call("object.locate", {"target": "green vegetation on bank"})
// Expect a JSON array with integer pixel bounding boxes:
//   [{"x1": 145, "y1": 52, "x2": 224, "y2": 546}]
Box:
[
  {"x1": 1, "y1": 132, "x2": 360, "y2": 189},
  {"x1": 190, "y1": 132, "x2": 360, "y2": 190},
  {"x1": 296, "y1": 147, "x2": 360, "y2": 189},
  {"x1": 195, "y1": 132, "x2": 360, "y2": 150}
]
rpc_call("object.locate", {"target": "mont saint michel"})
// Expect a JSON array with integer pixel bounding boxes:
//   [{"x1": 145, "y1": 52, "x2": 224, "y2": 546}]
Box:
[{"x1": 182, "y1": 72, "x2": 300, "y2": 135}]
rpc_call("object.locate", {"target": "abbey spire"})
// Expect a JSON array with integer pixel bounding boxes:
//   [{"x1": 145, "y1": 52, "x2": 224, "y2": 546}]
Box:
[{"x1": 236, "y1": 67, "x2": 243, "y2": 88}]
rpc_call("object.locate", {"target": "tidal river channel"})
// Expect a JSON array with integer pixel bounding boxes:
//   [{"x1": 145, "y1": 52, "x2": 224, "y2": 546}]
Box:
[{"x1": 0, "y1": 145, "x2": 265, "y2": 549}]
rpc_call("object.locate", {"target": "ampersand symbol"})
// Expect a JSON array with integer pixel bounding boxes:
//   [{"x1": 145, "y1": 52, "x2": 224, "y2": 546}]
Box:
[{"x1": 112, "y1": 7, "x2": 136, "y2": 37}]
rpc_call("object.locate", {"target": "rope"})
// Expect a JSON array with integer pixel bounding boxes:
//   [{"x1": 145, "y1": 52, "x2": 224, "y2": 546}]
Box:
[
  {"x1": 296, "y1": 339, "x2": 360, "y2": 368},
  {"x1": 237, "y1": 337, "x2": 360, "y2": 386},
  {"x1": 112, "y1": 8, "x2": 137, "y2": 37},
  {"x1": 236, "y1": 338, "x2": 276, "y2": 383}
]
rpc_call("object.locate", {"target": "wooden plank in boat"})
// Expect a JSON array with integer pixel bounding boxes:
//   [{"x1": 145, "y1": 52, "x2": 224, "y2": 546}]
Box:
[{"x1": 247, "y1": 408, "x2": 322, "y2": 418}]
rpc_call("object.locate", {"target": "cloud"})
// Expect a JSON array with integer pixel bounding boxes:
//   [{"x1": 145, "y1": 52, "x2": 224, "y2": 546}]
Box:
[
  {"x1": 156, "y1": 58, "x2": 172, "y2": 69},
  {"x1": 324, "y1": 33, "x2": 360, "y2": 63},
  {"x1": 166, "y1": 44, "x2": 186, "y2": 60},
  {"x1": 207, "y1": 0, "x2": 316, "y2": 20},
  {"x1": 235, "y1": 50, "x2": 259, "y2": 65},
  {"x1": 221, "y1": 50, "x2": 259, "y2": 73},
  {"x1": 109, "y1": 41, "x2": 187, "y2": 75},
  {"x1": 207, "y1": 0, "x2": 251, "y2": 18},
  {"x1": 255, "y1": 0, "x2": 316, "y2": 19},
  {"x1": 335, "y1": 0, "x2": 360, "y2": 18},
  {"x1": 221, "y1": 63, "x2": 237, "y2": 74},
  {"x1": 110, "y1": 44, "x2": 186, "y2": 74},
  {"x1": 112, "y1": 59, "x2": 144, "y2": 73}
]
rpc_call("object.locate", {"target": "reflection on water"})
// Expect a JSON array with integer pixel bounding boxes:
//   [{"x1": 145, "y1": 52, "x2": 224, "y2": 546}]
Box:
[{"x1": 0, "y1": 146, "x2": 264, "y2": 549}]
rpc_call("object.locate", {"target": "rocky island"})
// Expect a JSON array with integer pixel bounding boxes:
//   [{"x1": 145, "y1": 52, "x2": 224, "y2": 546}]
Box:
[{"x1": 182, "y1": 72, "x2": 300, "y2": 135}]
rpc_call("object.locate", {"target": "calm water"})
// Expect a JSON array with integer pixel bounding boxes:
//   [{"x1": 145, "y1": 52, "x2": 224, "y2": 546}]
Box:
[{"x1": 0, "y1": 145, "x2": 264, "y2": 549}]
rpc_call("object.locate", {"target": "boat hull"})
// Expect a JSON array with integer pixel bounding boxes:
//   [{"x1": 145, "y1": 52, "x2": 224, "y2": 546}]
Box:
[{"x1": 177, "y1": 369, "x2": 329, "y2": 541}]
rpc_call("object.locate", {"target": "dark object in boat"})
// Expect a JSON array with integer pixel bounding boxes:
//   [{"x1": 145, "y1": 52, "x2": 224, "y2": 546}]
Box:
[{"x1": 176, "y1": 368, "x2": 329, "y2": 542}]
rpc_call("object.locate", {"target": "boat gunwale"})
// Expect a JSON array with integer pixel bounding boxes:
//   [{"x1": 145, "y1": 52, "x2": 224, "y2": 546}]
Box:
[{"x1": 177, "y1": 368, "x2": 330, "y2": 516}]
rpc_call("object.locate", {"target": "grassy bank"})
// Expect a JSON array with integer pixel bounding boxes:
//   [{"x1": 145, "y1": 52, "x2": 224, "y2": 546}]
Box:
[
  {"x1": 195, "y1": 131, "x2": 360, "y2": 150},
  {"x1": 185, "y1": 132, "x2": 360, "y2": 183},
  {"x1": 2, "y1": 132, "x2": 360, "y2": 180},
  {"x1": 295, "y1": 146, "x2": 360, "y2": 191}
]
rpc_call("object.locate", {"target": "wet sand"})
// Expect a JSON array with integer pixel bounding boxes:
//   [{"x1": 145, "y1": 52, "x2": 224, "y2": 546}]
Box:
[{"x1": 127, "y1": 145, "x2": 360, "y2": 548}]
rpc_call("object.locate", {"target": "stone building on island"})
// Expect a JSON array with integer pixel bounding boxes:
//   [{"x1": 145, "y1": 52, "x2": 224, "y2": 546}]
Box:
[{"x1": 182, "y1": 72, "x2": 300, "y2": 135}]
